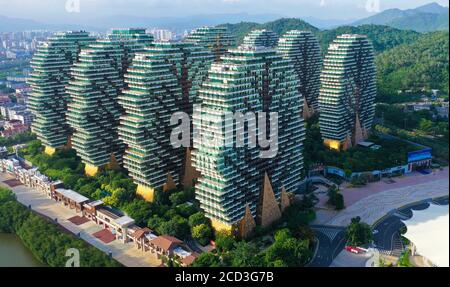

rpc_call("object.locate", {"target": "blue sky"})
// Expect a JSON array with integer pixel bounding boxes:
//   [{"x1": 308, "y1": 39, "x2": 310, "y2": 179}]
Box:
[{"x1": 0, "y1": 0, "x2": 448, "y2": 21}]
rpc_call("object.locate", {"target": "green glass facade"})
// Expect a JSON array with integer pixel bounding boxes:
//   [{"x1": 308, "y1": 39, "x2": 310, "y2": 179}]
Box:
[
  {"x1": 278, "y1": 30, "x2": 322, "y2": 111},
  {"x1": 242, "y1": 29, "x2": 279, "y2": 48},
  {"x1": 319, "y1": 34, "x2": 376, "y2": 145},
  {"x1": 28, "y1": 31, "x2": 95, "y2": 149},
  {"x1": 185, "y1": 26, "x2": 236, "y2": 61},
  {"x1": 119, "y1": 42, "x2": 214, "y2": 190},
  {"x1": 66, "y1": 29, "x2": 153, "y2": 169},
  {"x1": 192, "y1": 42, "x2": 304, "y2": 226}
]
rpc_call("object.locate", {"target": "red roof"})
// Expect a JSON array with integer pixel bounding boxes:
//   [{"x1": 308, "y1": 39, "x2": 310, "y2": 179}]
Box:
[
  {"x1": 180, "y1": 252, "x2": 199, "y2": 266},
  {"x1": 133, "y1": 227, "x2": 152, "y2": 239},
  {"x1": 149, "y1": 235, "x2": 182, "y2": 251}
]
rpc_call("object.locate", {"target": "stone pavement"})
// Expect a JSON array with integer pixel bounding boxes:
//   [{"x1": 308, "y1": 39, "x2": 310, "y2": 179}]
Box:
[
  {"x1": 0, "y1": 173, "x2": 161, "y2": 267},
  {"x1": 325, "y1": 177, "x2": 449, "y2": 227}
]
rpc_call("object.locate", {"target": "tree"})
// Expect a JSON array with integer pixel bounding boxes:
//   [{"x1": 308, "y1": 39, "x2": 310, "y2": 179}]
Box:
[
  {"x1": 188, "y1": 212, "x2": 210, "y2": 228},
  {"x1": 157, "y1": 216, "x2": 190, "y2": 240},
  {"x1": 419, "y1": 118, "x2": 433, "y2": 134},
  {"x1": 169, "y1": 191, "x2": 189, "y2": 206},
  {"x1": 229, "y1": 242, "x2": 264, "y2": 267},
  {"x1": 191, "y1": 252, "x2": 221, "y2": 267},
  {"x1": 346, "y1": 217, "x2": 373, "y2": 246},
  {"x1": 264, "y1": 229, "x2": 312, "y2": 267},
  {"x1": 123, "y1": 199, "x2": 153, "y2": 226},
  {"x1": 334, "y1": 193, "x2": 345, "y2": 210},
  {"x1": 192, "y1": 224, "x2": 212, "y2": 246},
  {"x1": 215, "y1": 231, "x2": 237, "y2": 253}
]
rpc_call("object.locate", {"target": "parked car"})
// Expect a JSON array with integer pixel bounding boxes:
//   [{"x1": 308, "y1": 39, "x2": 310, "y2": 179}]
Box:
[{"x1": 345, "y1": 246, "x2": 361, "y2": 254}]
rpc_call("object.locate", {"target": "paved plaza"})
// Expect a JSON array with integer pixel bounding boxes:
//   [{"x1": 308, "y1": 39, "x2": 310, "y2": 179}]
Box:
[
  {"x1": 313, "y1": 168, "x2": 449, "y2": 227},
  {"x1": 0, "y1": 173, "x2": 161, "y2": 267}
]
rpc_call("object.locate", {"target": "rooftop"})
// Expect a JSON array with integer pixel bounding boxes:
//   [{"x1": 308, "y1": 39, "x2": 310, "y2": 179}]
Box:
[
  {"x1": 149, "y1": 235, "x2": 183, "y2": 251},
  {"x1": 55, "y1": 188, "x2": 89, "y2": 203}
]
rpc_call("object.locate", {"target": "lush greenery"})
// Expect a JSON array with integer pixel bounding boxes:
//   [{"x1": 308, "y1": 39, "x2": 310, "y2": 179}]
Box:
[
  {"x1": 375, "y1": 104, "x2": 449, "y2": 163},
  {"x1": 192, "y1": 195, "x2": 317, "y2": 267},
  {"x1": 397, "y1": 250, "x2": 414, "y2": 267},
  {"x1": 317, "y1": 24, "x2": 420, "y2": 54},
  {"x1": 19, "y1": 140, "x2": 212, "y2": 243},
  {"x1": 376, "y1": 31, "x2": 449, "y2": 102},
  {"x1": 219, "y1": 19, "x2": 420, "y2": 55},
  {"x1": 0, "y1": 131, "x2": 36, "y2": 147},
  {"x1": 327, "y1": 186, "x2": 345, "y2": 210},
  {"x1": 303, "y1": 115, "x2": 420, "y2": 173},
  {"x1": 0, "y1": 187, "x2": 122, "y2": 267},
  {"x1": 345, "y1": 217, "x2": 373, "y2": 246},
  {"x1": 218, "y1": 18, "x2": 318, "y2": 45},
  {"x1": 192, "y1": 228, "x2": 313, "y2": 267}
]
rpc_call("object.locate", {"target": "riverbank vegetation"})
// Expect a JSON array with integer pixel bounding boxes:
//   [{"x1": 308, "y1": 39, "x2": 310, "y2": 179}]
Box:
[{"x1": 0, "y1": 187, "x2": 122, "y2": 267}]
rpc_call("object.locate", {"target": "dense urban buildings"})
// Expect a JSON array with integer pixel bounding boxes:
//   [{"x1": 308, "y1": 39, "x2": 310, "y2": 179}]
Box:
[
  {"x1": 66, "y1": 29, "x2": 153, "y2": 176},
  {"x1": 192, "y1": 36, "x2": 304, "y2": 232},
  {"x1": 27, "y1": 31, "x2": 95, "y2": 155},
  {"x1": 185, "y1": 26, "x2": 236, "y2": 61},
  {"x1": 119, "y1": 41, "x2": 214, "y2": 201},
  {"x1": 278, "y1": 30, "x2": 322, "y2": 118},
  {"x1": 319, "y1": 34, "x2": 376, "y2": 151},
  {"x1": 242, "y1": 29, "x2": 279, "y2": 48}
]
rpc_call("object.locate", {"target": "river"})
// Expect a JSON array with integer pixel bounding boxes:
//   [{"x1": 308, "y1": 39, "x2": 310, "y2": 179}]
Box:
[{"x1": 0, "y1": 233, "x2": 45, "y2": 267}]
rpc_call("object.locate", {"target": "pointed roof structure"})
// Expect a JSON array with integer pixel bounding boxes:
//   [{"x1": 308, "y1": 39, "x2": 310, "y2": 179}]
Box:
[
  {"x1": 302, "y1": 100, "x2": 313, "y2": 120},
  {"x1": 353, "y1": 114, "x2": 365, "y2": 146},
  {"x1": 239, "y1": 205, "x2": 256, "y2": 239},
  {"x1": 280, "y1": 187, "x2": 291, "y2": 213},
  {"x1": 182, "y1": 148, "x2": 200, "y2": 189},
  {"x1": 163, "y1": 173, "x2": 177, "y2": 192},
  {"x1": 258, "y1": 172, "x2": 282, "y2": 228},
  {"x1": 342, "y1": 134, "x2": 352, "y2": 151},
  {"x1": 107, "y1": 153, "x2": 120, "y2": 170}
]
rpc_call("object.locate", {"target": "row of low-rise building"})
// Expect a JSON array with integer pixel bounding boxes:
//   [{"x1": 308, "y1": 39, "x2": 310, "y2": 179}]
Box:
[
  {"x1": 0, "y1": 157, "x2": 199, "y2": 266},
  {"x1": 0, "y1": 103, "x2": 34, "y2": 126}
]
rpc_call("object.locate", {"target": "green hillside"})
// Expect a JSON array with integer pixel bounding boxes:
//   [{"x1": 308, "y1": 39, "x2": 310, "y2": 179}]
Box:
[
  {"x1": 218, "y1": 19, "x2": 420, "y2": 55},
  {"x1": 352, "y1": 2, "x2": 449, "y2": 33},
  {"x1": 317, "y1": 25, "x2": 420, "y2": 54},
  {"x1": 218, "y1": 18, "x2": 319, "y2": 44},
  {"x1": 388, "y1": 12, "x2": 449, "y2": 33},
  {"x1": 376, "y1": 31, "x2": 449, "y2": 102}
]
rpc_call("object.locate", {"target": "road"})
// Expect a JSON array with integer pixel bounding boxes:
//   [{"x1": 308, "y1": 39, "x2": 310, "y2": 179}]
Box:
[
  {"x1": 308, "y1": 225, "x2": 346, "y2": 267},
  {"x1": 309, "y1": 196, "x2": 449, "y2": 267}
]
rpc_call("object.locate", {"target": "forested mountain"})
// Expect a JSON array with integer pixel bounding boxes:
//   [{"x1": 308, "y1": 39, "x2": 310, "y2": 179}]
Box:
[
  {"x1": 219, "y1": 19, "x2": 420, "y2": 55},
  {"x1": 317, "y1": 25, "x2": 420, "y2": 54},
  {"x1": 352, "y1": 2, "x2": 449, "y2": 33},
  {"x1": 376, "y1": 31, "x2": 449, "y2": 102},
  {"x1": 218, "y1": 18, "x2": 319, "y2": 44}
]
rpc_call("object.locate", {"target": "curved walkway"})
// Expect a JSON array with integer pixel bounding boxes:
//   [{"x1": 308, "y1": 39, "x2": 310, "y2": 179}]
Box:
[{"x1": 326, "y1": 177, "x2": 449, "y2": 227}]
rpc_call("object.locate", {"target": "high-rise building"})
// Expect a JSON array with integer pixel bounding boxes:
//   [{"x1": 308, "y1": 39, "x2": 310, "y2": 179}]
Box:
[
  {"x1": 66, "y1": 29, "x2": 153, "y2": 176},
  {"x1": 28, "y1": 31, "x2": 95, "y2": 155},
  {"x1": 119, "y1": 42, "x2": 214, "y2": 201},
  {"x1": 242, "y1": 29, "x2": 279, "y2": 48},
  {"x1": 319, "y1": 34, "x2": 376, "y2": 151},
  {"x1": 192, "y1": 44, "x2": 304, "y2": 232},
  {"x1": 278, "y1": 30, "x2": 322, "y2": 117},
  {"x1": 185, "y1": 26, "x2": 236, "y2": 61}
]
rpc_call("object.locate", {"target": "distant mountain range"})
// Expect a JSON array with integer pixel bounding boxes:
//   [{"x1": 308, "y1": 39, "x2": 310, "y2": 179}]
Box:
[
  {"x1": 0, "y1": 13, "x2": 284, "y2": 33},
  {"x1": 352, "y1": 2, "x2": 449, "y2": 32},
  {"x1": 0, "y1": 2, "x2": 448, "y2": 33}
]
